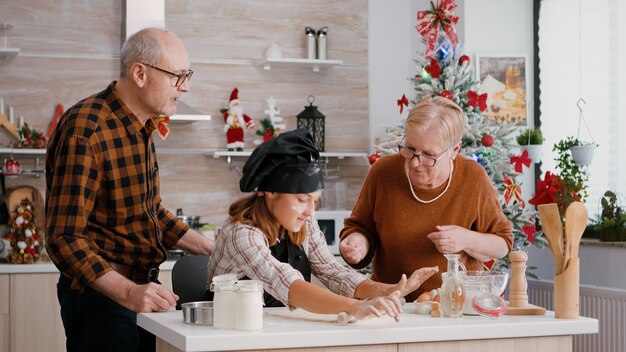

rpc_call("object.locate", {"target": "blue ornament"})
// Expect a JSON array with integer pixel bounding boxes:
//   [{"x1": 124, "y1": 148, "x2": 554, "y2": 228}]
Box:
[{"x1": 434, "y1": 33, "x2": 453, "y2": 62}]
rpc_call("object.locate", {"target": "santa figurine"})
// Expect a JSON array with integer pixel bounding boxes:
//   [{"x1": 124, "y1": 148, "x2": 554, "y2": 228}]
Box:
[{"x1": 223, "y1": 88, "x2": 256, "y2": 151}]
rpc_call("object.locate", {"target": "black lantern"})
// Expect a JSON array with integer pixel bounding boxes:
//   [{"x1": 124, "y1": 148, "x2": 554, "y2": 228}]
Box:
[{"x1": 296, "y1": 95, "x2": 325, "y2": 151}]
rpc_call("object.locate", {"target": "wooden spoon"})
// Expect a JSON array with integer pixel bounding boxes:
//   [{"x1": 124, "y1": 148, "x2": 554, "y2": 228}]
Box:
[
  {"x1": 564, "y1": 202, "x2": 588, "y2": 266},
  {"x1": 537, "y1": 204, "x2": 565, "y2": 274}
]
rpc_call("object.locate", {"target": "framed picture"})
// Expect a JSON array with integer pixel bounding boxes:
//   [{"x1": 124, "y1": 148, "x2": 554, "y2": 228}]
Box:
[{"x1": 476, "y1": 55, "x2": 529, "y2": 126}]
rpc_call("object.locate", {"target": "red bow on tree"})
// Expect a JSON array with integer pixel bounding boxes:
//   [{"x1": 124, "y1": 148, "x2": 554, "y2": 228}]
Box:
[
  {"x1": 467, "y1": 90, "x2": 488, "y2": 112},
  {"x1": 482, "y1": 259, "x2": 496, "y2": 271},
  {"x1": 503, "y1": 174, "x2": 524, "y2": 207},
  {"x1": 424, "y1": 57, "x2": 441, "y2": 78},
  {"x1": 523, "y1": 223, "x2": 537, "y2": 244},
  {"x1": 416, "y1": 0, "x2": 459, "y2": 58},
  {"x1": 510, "y1": 149, "x2": 532, "y2": 173},
  {"x1": 528, "y1": 171, "x2": 562, "y2": 206},
  {"x1": 153, "y1": 115, "x2": 170, "y2": 140},
  {"x1": 397, "y1": 94, "x2": 409, "y2": 114}
]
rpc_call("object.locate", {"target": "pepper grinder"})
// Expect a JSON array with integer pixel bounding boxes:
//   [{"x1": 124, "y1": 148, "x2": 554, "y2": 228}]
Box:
[{"x1": 504, "y1": 250, "x2": 546, "y2": 315}]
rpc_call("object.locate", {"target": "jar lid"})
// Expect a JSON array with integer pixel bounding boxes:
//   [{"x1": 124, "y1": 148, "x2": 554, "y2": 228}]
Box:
[
  {"x1": 209, "y1": 273, "x2": 237, "y2": 292},
  {"x1": 235, "y1": 279, "x2": 264, "y2": 293},
  {"x1": 471, "y1": 293, "x2": 508, "y2": 318}
]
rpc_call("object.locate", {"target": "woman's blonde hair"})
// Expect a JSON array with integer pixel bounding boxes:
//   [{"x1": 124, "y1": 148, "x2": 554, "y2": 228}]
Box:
[
  {"x1": 404, "y1": 96, "x2": 465, "y2": 147},
  {"x1": 228, "y1": 194, "x2": 307, "y2": 246}
]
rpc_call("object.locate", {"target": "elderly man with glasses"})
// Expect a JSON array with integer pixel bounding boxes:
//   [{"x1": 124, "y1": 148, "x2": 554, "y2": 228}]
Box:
[
  {"x1": 46, "y1": 27, "x2": 213, "y2": 352},
  {"x1": 339, "y1": 96, "x2": 513, "y2": 302}
]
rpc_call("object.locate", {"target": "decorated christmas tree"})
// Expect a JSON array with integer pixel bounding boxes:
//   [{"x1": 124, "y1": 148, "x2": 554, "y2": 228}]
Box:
[
  {"x1": 254, "y1": 96, "x2": 286, "y2": 144},
  {"x1": 4, "y1": 198, "x2": 42, "y2": 264},
  {"x1": 375, "y1": 0, "x2": 546, "y2": 276}
]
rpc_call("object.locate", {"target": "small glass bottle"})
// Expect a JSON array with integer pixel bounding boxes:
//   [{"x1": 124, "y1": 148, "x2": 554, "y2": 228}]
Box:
[{"x1": 440, "y1": 254, "x2": 466, "y2": 318}]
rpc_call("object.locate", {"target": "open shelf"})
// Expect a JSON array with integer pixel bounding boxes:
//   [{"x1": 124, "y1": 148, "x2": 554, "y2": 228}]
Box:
[
  {"x1": 0, "y1": 47, "x2": 19, "y2": 60},
  {"x1": 260, "y1": 58, "x2": 343, "y2": 72},
  {"x1": 169, "y1": 115, "x2": 211, "y2": 123},
  {"x1": 0, "y1": 148, "x2": 46, "y2": 155},
  {"x1": 213, "y1": 150, "x2": 367, "y2": 163},
  {"x1": 169, "y1": 101, "x2": 211, "y2": 123}
]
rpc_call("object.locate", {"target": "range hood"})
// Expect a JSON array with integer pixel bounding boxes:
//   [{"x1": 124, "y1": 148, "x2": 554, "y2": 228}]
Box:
[{"x1": 170, "y1": 101, "x2": 211, "y2": 122}]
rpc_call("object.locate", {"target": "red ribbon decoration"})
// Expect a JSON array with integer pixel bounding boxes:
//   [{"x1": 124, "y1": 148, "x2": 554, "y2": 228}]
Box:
[
  {"x1": 482, "y1": 259, "x2": 496, "y2": 271},
  {"x1": 467, "y1": 90, "x2": 488, "y2": 112},
  {"x1": 522, "y1": 223, "x2": 537, "y2": 244},
  {"x1": 153, "y1": 115, "x2": 170, "y2": 140},
  {"x1": 397, "y1": 94, "x2": 409, "y2": 114},
  {"x1": 416, "y1": 0, "x2": 459, "y2": 58},
  {"x1": 503, "y1": 174, "x2": 524, "y2": 207},
  {"x1": 510, "y1": 149, "x2": 532, "y2": 173},
  {"x1": 424, "y1": 57, "x2": 441, "y2": 78},
  {"x1": 528, "y1": 171, "x2": 562, "y2": 206}
]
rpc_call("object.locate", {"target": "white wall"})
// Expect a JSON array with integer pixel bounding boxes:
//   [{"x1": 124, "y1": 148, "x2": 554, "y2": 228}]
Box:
[
  {"x1": 368, "y1": 0, "x2": 465, "y2": 148},
  {"x1": 368, "y1": 0, "x2": 414, "y2": 147}
]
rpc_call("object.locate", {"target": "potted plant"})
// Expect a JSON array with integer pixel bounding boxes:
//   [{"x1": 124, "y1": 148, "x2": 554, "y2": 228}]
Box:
[
  {"x1": 530, "y1": 137, "x2": 590, "y2": 215},
  {"x1": 516, "y1": 127, "x2": 544, "y2": 162},
  {"x1": 569, "y1": 139, "x2": 598, "y2": 166},
  {"x1": 589, "y1": 191, "x2": 626, "y2": 241}
]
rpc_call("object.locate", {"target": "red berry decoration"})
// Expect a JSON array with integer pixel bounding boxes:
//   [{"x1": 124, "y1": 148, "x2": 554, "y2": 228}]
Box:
[
  {"x1": 459, "y1": 55, "x2": 470, "y2": 65},
  {"x1": 368, "y1": 152, "x2": 380, "y2": 165},
  {"x1": 481, "y1": 134, "x2": 494, "y2": 147},
  {"x1": 440, "y1": 90, "x2": 453, "y2": 99}
]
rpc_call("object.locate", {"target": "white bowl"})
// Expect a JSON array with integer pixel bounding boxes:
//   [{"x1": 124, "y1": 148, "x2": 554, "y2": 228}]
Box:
[{"x1": 415, "y1": 301, "x2": 433, "y2": 315}]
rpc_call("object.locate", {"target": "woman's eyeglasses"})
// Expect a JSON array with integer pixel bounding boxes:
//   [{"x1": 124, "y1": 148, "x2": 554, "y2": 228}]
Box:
[{"x1": 397, "y1": 138, "x2": 451, "y2": 167}]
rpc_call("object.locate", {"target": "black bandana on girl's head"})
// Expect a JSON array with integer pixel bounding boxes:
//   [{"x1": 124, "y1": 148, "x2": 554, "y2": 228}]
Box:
[{"x1": 239, "y1": 129, "x2": 324, "y2": 194}]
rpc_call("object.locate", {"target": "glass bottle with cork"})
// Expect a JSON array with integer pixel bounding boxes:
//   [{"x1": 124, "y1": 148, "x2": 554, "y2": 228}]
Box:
[{"x1": 440, "y1": 253, "x2": 466, "y2": 317}]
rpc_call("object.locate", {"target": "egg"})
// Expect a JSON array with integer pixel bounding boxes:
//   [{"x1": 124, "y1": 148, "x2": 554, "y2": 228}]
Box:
[{"x1": 415, "y1": 292, "x2": 432, "y2": 302}]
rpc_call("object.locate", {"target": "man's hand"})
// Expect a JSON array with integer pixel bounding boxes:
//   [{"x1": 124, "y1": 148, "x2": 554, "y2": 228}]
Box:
[
  {"x1": 339, "y1": 232, "x2": 369, "y2": 264},
  {"x1": 91, "y1": 271, "x2": 179, "y2": 313},
  {"x1": 123, "y1": 282, "x2": 179, "y2": 313}
]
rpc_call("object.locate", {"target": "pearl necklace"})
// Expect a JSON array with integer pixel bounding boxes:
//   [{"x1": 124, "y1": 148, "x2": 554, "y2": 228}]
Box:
[{"x1": 405, "y1": 159, "x2": 454, "y2": 204}]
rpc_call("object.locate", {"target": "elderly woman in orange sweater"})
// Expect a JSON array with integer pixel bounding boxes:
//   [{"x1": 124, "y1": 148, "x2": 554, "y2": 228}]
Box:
[{"x1": 339, "y1": 96, "x2": 513, "y2": 302}]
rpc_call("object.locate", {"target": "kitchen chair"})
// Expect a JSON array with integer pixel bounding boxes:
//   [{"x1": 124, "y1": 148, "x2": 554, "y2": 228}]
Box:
[{"x1": 171, "y1": 254, "x2": 210, "y2": 310}]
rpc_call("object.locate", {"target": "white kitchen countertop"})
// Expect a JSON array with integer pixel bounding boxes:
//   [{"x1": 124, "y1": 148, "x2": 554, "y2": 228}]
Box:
[
  {"x1": 0, "y1": 259, "x2": 177, "y2": 274},
  {"x1": 138, "y1": 305, "x2": 598, "y2": 352}
]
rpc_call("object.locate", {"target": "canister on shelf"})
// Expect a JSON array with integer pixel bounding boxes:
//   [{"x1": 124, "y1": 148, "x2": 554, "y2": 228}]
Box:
[
  {"x1": 316, "y1": 26, "x2": 328, "y2": 60},
  {"x1": 305, "y1": 27, "x2": 316, "y2": 59}
]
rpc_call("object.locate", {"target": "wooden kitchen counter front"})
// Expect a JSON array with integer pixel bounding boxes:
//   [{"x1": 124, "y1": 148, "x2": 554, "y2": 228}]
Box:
[
  {"x1": 139, "y1": 305, "x2": 598, "y2": 352},
  {"x1": 0, "y1": 260, "x2": 177, "y2": 352}
]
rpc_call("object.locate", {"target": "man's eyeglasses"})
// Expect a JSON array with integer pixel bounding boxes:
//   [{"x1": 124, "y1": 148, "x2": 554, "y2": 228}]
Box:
[
  {"x1": 142, "y1": 63, "x2": 193, "y2": 87},
  {"x1": 397, "y1": 138, "x2": 451, "y2": 167}
]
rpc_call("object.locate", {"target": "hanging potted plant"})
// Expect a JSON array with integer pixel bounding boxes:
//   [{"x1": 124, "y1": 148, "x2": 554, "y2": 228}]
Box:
[
  {"x1": 569, "y1": 98, "x2": 598, "y2": 166},
  {"x1": 516, "y1": 127, "x2": 544, "y2": 163},
  {"x1": 569, "y1": 140, "x2": 597, "y2": 166}
]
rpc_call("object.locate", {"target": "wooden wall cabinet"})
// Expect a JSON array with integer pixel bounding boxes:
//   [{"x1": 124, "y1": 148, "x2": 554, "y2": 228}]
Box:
[{"x1": 0, "y1": 268, "x2": 173, "y2": 352}]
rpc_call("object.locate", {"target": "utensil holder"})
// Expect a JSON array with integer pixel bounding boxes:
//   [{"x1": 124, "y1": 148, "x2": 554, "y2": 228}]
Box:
[{"x1": 554, "y1": 257, "x2": 579, "y2": 319}]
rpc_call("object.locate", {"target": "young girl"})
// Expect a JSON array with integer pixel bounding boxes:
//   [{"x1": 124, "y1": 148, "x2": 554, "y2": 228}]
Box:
[{"x1": 207, "y1": 129, "x2": 438, "y2": 321}]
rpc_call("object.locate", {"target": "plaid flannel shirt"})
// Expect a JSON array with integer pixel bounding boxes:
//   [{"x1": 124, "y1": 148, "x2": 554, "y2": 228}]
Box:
[
  {"x1": 207, "y1": 216, "x2": 367, "y2": 307},
  {"x1": 45, "y1": 82, "x2": 188, "y2": 291}
]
